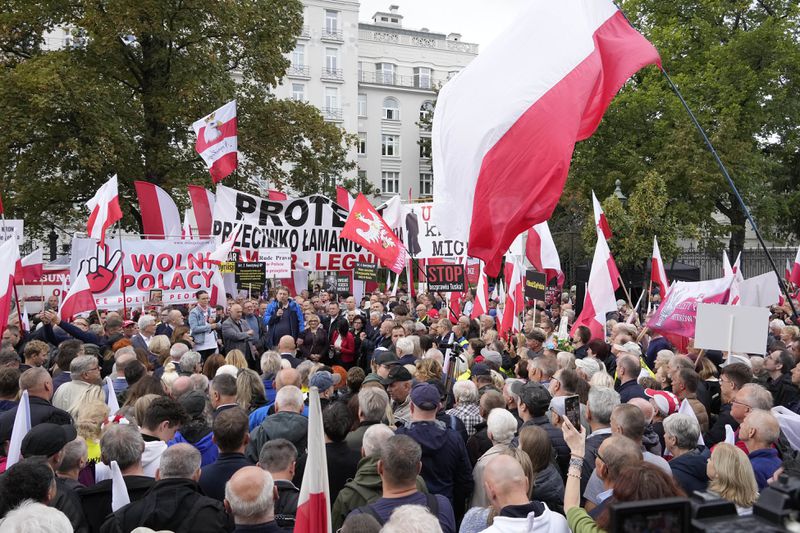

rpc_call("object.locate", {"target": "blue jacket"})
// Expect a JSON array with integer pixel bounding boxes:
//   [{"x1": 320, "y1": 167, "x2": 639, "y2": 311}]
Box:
[
  {"x1": 188, "y1": 305, "x2": 214, "y2": 345},
  {"x1": 749, "y1": 448, "x2": 782, "y2": 490},
  {"x1": 669, "y1": 448, "x2": 710, "y2": 495},
  {"x1": 263, "y1": 299, "x2": 305, "y2": 347},
  {"x1": 169, "y1": 430, "x2": 219, "y2": 467},
  {"x1": 395, "y1": 420, "x2": 474, "y2": 501},
  {"x1": 199, "y1": 452, "x2": 254, "y2": 501}
]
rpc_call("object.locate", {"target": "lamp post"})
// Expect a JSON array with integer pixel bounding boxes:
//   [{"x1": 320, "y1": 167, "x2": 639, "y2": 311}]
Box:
[{"x1": 613, "y1": 179, "x2": 627, "y2": 206}]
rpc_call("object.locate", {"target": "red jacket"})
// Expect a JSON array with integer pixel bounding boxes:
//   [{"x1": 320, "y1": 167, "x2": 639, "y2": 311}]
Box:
[{"x1": 331, "y1": 330, "x2": 356, "y2": 364}]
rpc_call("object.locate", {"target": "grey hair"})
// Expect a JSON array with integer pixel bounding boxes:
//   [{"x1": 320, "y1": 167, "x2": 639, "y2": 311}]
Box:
[
  {"x1": 100, "y1": 424, "x2": 144, "y2": 470},
  {"x1": 487, "y1": 408, "x2": 518, "y2": 445},
  {"x1": 587, "y1": 386, "x2": 620, "y2": 425},
  {"x1": 260, "y1": 351, "x2": 282, "y2": 376},
  {"x1": 1, "y1": 501, "x2": 73, "y2": 533},
  {"x1": 362, "y1": 423, "x2": 395, "y2": 457},
  {"x1": 258, "y1": 439, "x2": 297, "y2": 472},
  {"x1": 296, "y1": 360, "x2": 314, "y2": 386},
  {"x1": 137, "y1": 314, "x2": 155, "y2": 330},
  {"x1": 556, "y1": 351, "x2": 576, "y2": 371},
  {"x1": 452, "y1": 380, "x2": 479, "y2": 404},
  {"x1": 370, "y1": 311, "x2": 381, "y2": 320},
  {"x1": 663, "y1": 413, "x2": 700, "y2": 451},
  {"x1": 275, "y1": 385, "x2": 303, "y2": 412},
  {"x1": 179, "y1": 351, "x2": 202, "y2": 374},
  {"x1": 739, "y1": 383, "x2": 773, "y2": 410},
  {"x1": 70, "y1": 355, "x2": 98, "y2": 376},
  {"x1": 190, "y1": 373, "x2": 209, "y2": 392},
  {"x1": 57, "y1": 437, "x2": 87, "y2": 473},
  {"x1": 158, "y1": 443, "x2": 201, "y2": 479},
  {"x1": 358, "y1": 387, "x2": 390, "y2": 422},
  {"x1": 114, "y1": 346, "x2": 136, "y2": 360},
  {"x1": 395, "y1": 336, "x2": 414, "y2": 357},
  {"x1": 381, "y1": 504, "x2": 443, "y2": 533},
  {"x1": 225, "y1": 468, "x2": 275, "y2": 520}
]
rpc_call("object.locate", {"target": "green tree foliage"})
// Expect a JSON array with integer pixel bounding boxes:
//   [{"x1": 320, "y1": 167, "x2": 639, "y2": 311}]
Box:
[
  {"x1": 0, "y1": 0, "x2": 356, "y2": 236},
  {"x1": 568, "y1": 0, "x2": 800, "y2": 260}
]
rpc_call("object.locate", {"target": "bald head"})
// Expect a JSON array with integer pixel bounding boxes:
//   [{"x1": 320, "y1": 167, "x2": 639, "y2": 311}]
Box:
[
  {"x1": 171, "y1": 376, "x2": 192, "y2": 399},
  {"x1": 627, "y1": 397, "x2": 654, "y2": 424},
  {"x1": 225, "y1": 466, "x2": 275, "y2": 525},
  {"x1": 277, "y1": 336, "x2": 296, "y2": 354},
  {"x1": 19, "y1": 367, "x2": 53, "y2": 400},
  {"x1": 483, "y1": 454, "x2": 529, "y2": 509},
  {"x1": 741, "y1": 409, "x2": 780, "y2": 448},
  {"x1": 274, "y1": 368, "x2": 301, "y2": 390}
]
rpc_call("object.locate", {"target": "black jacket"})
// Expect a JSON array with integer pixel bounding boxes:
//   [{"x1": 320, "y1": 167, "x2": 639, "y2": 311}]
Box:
[
  {"x1": 54, "y1": 477, "x2": 89, "y2": 533},
  {"x1": 199, "y1": 452, "x2": 254, "y2": 501},
  {"x1": 78, "y1": 475, "x2": 155, "y2": 533},
  {"x1": 704, "y1": 403, "x2": 738, "y2": 448},
  {"x1": 294, "y1": 441, "x2": 361, "y2": 505},
  {"x1": 274, "y1": 479, "x2": 300, "y2": 531},
  {"x1": 0, "y1": 396, "x2": 72, "y2": 441},
  {"x1": 670, "y1": 448, "x2": 710, "y2": 495},
  {"x1": 767, "y1": 372, "x2": 800, "y2": 408},
  {"x1": 519, "y1": 416, "x2": 570, "y2": 479},
  {"x1": 466, "y1": 422, "x2": 492, "y2": 467},
  {"x1": 99, "y1": 478, "x2": 233, "y2": 533},
  {"x1": 247, "y1": 411, "x2": 308, "y2": 462}
]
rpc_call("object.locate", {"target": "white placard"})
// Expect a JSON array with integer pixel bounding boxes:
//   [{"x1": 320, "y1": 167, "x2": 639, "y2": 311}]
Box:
[
  {"x1": 0, "y1": 220, "x2": 23, "y2": 242},
  {"x1": 694, "y1": 303, "x2": 770, "y2": 355},
  {"x1": 259, "y1": 248, "x2": 292, "y2": 278},
  {"x1": 738, "y1": 272, "x2": 780, "y2": 307}
]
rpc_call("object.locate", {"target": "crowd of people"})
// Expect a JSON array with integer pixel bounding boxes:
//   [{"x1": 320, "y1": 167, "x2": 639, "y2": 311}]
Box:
[{"x1": 0, "y1": 282, "x2": 798, "y2": 532}]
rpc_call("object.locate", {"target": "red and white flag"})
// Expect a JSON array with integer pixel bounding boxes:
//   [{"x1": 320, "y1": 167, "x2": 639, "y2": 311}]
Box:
[
  {"x1": 209, "y1": 267, "x2": 227, "y2": 308},
  {"x1": 268, "y1": 189, "x2": 288, "y2": 201},
  {"x1": 0, "y1": 237, "x2": 20, "y2": 339},
  {"x1": 647, "y1": 276, "x2": 733, "y2": 341},
  {"x1": 723, "y1": 252, "x2": 744, "y2": 305},
  {"x1": 86, "y1": 175, "x2": 123, "y2": 246},
  {"x1": 295, "y1": 387, "x2": 331, "y2": 533},
  {"x1": 790, "y1": 245, "x2": 800, "y2": 286},
  {"x1": 341, "y1": 194, "x2": 408, "y2": 274},
  {"x1": 786, "y1": 258, "x2": 792, "y2": 284},
  {"x1": 471, "y1": 261, "x2": 489, "y2": 319},
  {"x1": 526, "y1": 221, "x2": 564, "y2": 286},
  {"x1": 336, "y1": 186, "x2": 355, "y2": 211},
  {"x1": 193, "y1": 100, "x2": 238, "y2": 183},
  {"x1": 592, "y1": 191, "x2": 613, "y2": 240},
  {"x1": 500, "y1": 255, "x2": 524, "y2": 336},
  {"x1": 14, "y1": 248, "x2": 43, "y2": 283},
  {"x1": 60, "y1": 268, "x2": 97, "y2": 320},
  {"x1": 187, "y1": 186, "x2": 216, "y2": 239},
  {"x1": 651, "y1": 236, "x2": 668, "y2": 298},
  {"x1": 431, "y1": 1, "x2": 659, "y2": 276},
  {"x1": 134, "y1": 181, "x2": 182, "y2": 239},
  {"x1": 573, "y1": 229, "x2": 618, "y2": 341}
]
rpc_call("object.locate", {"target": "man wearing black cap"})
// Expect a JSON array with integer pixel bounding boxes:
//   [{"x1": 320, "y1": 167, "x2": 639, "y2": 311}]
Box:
[
  {"x1": 383, "y1": 366, "x2": 413, "y2": 426},
  {"x1": 370, "y1": 350, "x2": 399, "y2": 380},
  {"x1": 21, "y1": 423, "x2": 88, "y2": 532},
  {"x1": 511, "y1": 380, "x2": 570, "y2": 479},
  {"x1": 470, "y1": 363, "x2": 498, "y2": 396},
  {"x1": 396, "y1": 382, "x2": 473, "y2": 521}
]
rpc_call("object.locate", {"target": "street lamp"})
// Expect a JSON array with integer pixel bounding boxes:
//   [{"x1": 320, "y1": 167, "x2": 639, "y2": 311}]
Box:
[{"x1": 613, "y1": 179, "x2": 627, "y2": 206}]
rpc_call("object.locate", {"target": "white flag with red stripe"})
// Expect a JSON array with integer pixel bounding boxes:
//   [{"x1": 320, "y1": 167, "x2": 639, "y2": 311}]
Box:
[
  {"x1": 724, "y1": 252, "x2": 744, "y2": 305},
  {"x1": 295, "y1": 387, "x2": 331, "y2": 533},
  {"x1": 431, "y1": 1, "x2": 659, "y2": 276},
  {"x1": 573, "y1": 229, "x2": 618, "y2": 341},
  {"x1": 60, "y1": 268, "x2": 97, "y2": 320},
  {"x1": 14, "y1": 248, "x2": 43, "y2": 283},
  {"x1": 790, "y1": 245, "x2": 800, "y2": 286},
  {"x1": 187, "y1": 186, "x2": 216, "y2": 239},
  {"x1": 651, "y1": 236, "x2": 668, "y2": 298},
  {"x1": 0, "y1": 237, "x2": 20, "y2": 340},
  {"x1": 209, "y1": 267, "x2": 227, "y2": 308},
  {"x1": 336, "y1": 186, "x2": 355, "y2": 211},
  {"x1": 86, "y1": 175, "x2": 123, "y2": 246},
  {"x1": 500, "y1": 255, "x2": 524, "y2": 336},
  {"x1": 134, "y1": 181, "x2": 182, "y2": 239},
  {"x1": 471, "y1": 261, "x2": 489, "y2": 319},
  {"x1": 592, "y1": 191, "x2": 613, "y2": 240},
  {"x1": 526, "y1": 221, "x2": 564, "y2": 286},
  {"x1": 193, "y1": 100, "x2": 238, "y2": 183}
]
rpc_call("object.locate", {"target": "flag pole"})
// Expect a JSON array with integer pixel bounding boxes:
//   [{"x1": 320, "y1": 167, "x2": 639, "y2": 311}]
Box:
[
  {"x1": 116, "y1": 224, "x2": 128, "y2": 319},
  {"x1": 2, "y1": 213, "x2": 23, "y2": 328},
  {"x1": 660, "y1": 67, "x2": 799, "y2": 320}
]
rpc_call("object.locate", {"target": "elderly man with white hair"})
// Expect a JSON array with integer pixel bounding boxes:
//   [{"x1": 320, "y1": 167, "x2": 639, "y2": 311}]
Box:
[
  {"x1": 51, "y1": 355, "x2": 104, "y2": 418},
  {"x1": 132, "y1": 314, "x2": 157, "y2": 353},
  {"x1": 247, "y1": 386, "x2": 308, "y2": 462},
  {"x1": 224, "y1": 466, "x2": 281, "y2": 531},
  {"x1": 396, "y1": 336, "x2": 417, "y2": 366},
  {"x1": 471, "y1": 409, "x2": 519, "y2": 507},
  {"x1": 664, "y1": 413, "x2": 709, "y2": 494},
  {"x1": 446, "y1": 380, "x2": 483, "y2": 437},
  {"x1": 155, "y1": 342, "x2": 190, "y2": 379}
]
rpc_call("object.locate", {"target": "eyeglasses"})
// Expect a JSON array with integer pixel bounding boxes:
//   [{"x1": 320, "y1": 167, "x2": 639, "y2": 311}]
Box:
[
  {"x1": 595, "y1": 451, "x2": 606, "y2": 464},
  {"x1": 731, "y1": 399, "x2": 752, "y2": 410}
]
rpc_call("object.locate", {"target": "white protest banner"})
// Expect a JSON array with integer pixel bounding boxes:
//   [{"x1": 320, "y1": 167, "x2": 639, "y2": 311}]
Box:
[
  {"x1": 390, "y1": 203, "x2": 467, "y2": 259},
  {"x1": 212, "y1": 185, "x2": 378, "y2": 271},
  {"x1": 737, "y1": 272, "x2": 780, "y2": 308},
  {"x1": 259, "y1": 248, "x2": 292, "y2": 278},
  {"x1": 70, "y1": 237, "x2": 215, "y2": 307},
  {"x1": 694, "y1": 303, "x2": 769, "y2": 355},
  {"x1": 0, "y1": 220, "x2": 23, "y2": 242},
  {"x1": 19, "y1": 266, "x2": 70, "y2": 313}
]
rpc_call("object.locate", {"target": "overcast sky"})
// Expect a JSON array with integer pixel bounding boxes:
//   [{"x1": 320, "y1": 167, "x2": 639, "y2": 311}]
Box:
[{"x1": 357, "y1": 0, "x2": 528, "y2": 47}]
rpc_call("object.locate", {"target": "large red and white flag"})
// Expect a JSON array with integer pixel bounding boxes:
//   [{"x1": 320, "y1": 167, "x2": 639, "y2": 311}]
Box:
[
  {"x1": 592, "y1": 191, "x2": 613, "y2": 240},
  {"x1": 209, "y1": 267, "x2": 227, "y2": 308},
  {"x1": 187, "y1": 186, "x2": 216, "y2": 239},
  {"x1": 336, "y1": 186, "x2": 355, "y2": 211},
  {"x1": 573, "y1": 230, "x2": 618, "y2": 341},
  {"x1": 61, "y1": 269, "x2": 97, "y2": 320},
  {"x1": 526, "y1": 222, "x2": 564, "y2": 286},
  {"x1": 295, "y1": 387, "x2": 331, "y2": 533},
  {"x1": 647, "y1": 276, "x2": 733, "y2": 341},
  {"x1": 471, "y1": 261, "x2": 489, "y2": 319},
  {"x1": 134, "y1": 181, "x2": 182, "y2": 239},
  {"x1": 790, "y1": 245, "x2": 800, "y2": 286},
  {"x1": 192, "y1": 100, "x2": 238, "y2": 183},
  {"x1": 500, "y1": 255, "x2": 524, "y2": 336},
  {"x1": 651, "y1": 236, "x2": 668, "y2": 298},
  {"x1": 0, "y1": 237, "x2": 20, "y2": 339},
  {"x1": 341, "y1": 194, "x2": 408, "y2": 274},
  {"x1": 431, "y1": 1, "x2": 660, "y2": 276},
  {"x1": 14, "y1": 248, "x2": 43, "y2": 283},
  {"x1": 86, "y1": 175, "x2": 123, "y2": 246},
  {"x1": 723, "y1": 252, "x2": 744, "y2": 305}
]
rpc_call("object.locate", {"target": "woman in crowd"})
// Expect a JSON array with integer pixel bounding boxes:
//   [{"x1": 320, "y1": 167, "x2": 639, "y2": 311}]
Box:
[
  {"x1": 236, "y1": 368, "x2": 267, "y2": 412},
  {"x1": 170, "y1": 325, "x2": 194, "y2": 347},
  {"x1": 518, "y1": 425, "x2": 565, "y2": 514},
  {"x1": 706, "y1": 443, "x2": 759, "y2": 516},
  {"x1": 471, "y1": 408, "x2": 518, "y2": 507},
  {"x1": 331, "y1": 320, "x2": 356, "y2": 368},
  {"x1": 148, "y1": 335, "x2": 172, "y2": 368},
  {"x1": 299, "y1": 313, "x2": 329, "y2": 362},
  {"x1": 225, "y1": 349, "x2": 248, "y2": 370},
  {"x1": 202, "y1": 354, "x2": 226, "y2": 380}
]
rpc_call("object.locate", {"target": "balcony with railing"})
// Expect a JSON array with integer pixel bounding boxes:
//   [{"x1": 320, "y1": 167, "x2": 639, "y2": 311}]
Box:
[
  {"x1": 322, "y1": 107, "x2": 343, "y2": 121},
  {"x1": 359, "y1": 28, "x2": 479, "y2": 54},
  {"x1": 321, "y1": 27, "x2": 344, "y2": 41},
  {"x1": 321, "y1": 68, "x2": 344, "y2": 81},
  {"x1": 298, "y1": 26, "x2": 310, "y2": 39},
  {"x1": 287, "y1": 65, "x2": 311, "y2": 78},
  {"x1": 358, "y1": 70, "x2": 439, "y2": 90}
]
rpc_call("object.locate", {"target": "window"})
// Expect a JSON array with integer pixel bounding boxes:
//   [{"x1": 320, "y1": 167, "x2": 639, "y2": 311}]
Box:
[
  {"x1": 382, "y1": 134, "x2": 399, "y2": 156},
  {"x1": 419, "y1": 141, "x2": 431, "y2": 159},
  {"x1": 325, "y1": 47, "x2": 338, "y2": 72},
  {"x1": 376, "y1": 63, "x2": 395, "y2": 84},
  {"x1": 325, "y1": 87, "x2": 339, "y2": 110},
  {"x1": 419, "y1": 101, "x2": 434, "y2": 124},
  {"x1": 357, "y1": 170, "x2": 367, "y2": 189},
  {"x1": 358, "y1": 133, "x2": 367, "y2": 155},
  {"x1": 382, "y1": 97, "x2": 399, "y2": 120},
  {"x1": 381, "y1": 16, "x2": 389, "y2": 22},
  {"x1": 325, "y1": 10, "x2": 339, "y2": 33},
  {"x1": 291, "y1": 83, "x2": 305, "y2": 101},
  {"x1": 358, "y1": 94, "x2": 367, "y2": 117},
  {"x1": 391, "y1": 17, "x2": 399, "y2": 23},
  {"x1": 292, "y1": 44, "x2": 305, "y2": 67},
  {"x1": 382, "y1": 172, "x2": 400, "y2": 194},
  {"x1": 420, "y1": 173, "x2": 433, "y2": 196},
  {"x1": 414, "y1": 67, "x2": 432, "y2": 89}
]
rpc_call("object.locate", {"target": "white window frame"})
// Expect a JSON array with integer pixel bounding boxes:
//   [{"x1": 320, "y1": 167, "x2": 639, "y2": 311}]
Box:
[
  {"x1": 420, "y1": 173, "x2": 433, "y2": 196},
  {"x1": 381, "y1": 134, "x2": 399, "y2": 157},
  {"x1": 358, "y1": 94, "x2": 367, "y2": 117},
  {"x1": 382, "y1": 97, "x2": 399, "y2": 120},
  {"x1": 325, "y1": 47, "x2": 338, "y2": 71},
  {"x1": 325, "y1": 87, "x2": 339, "y2": 111},
  {"x1": 357, "y1": 133, "x2": 367, "y2": 155},
  {"x1": 325, "y1": 10, "x2": 339, "y2": 33},
  {"x1": 292, "y1": 44, "x2": 305, "y2": 67},
  {"x1": 382, "y1": 172, "x2": 400, "y2": 194},
  {"x1": 415, "y1": 67, "x2": 432, "y2": 89},
  {"x1": 377, "y1": 63, "x2": 395, "y2": 85},
  {"x1": 291, "y1": 83, "x2": 305, "y2": 101}
]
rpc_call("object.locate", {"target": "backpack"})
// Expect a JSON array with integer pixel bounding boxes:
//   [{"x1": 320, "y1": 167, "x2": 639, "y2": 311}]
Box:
[{"x1": 356, "y1": 493, "x2": 440, "y2": 526}]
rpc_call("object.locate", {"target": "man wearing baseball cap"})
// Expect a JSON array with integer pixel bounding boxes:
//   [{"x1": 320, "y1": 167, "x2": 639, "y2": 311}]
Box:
[
  {"x1": 309, "y1": 370, "x2": 339, "y2": 406},
  {"x1": 645, "y1": 388, "x2": 679, "y2": 454},
  {"x1": 370, "y1": 349, "x2": 399, "y2": 380},
  {"x1": 383, "y1": 366, "x2": 413, "y2": 426},
  {"x1": 396, "y1": 382, "x2": 473, "y2": 521}
]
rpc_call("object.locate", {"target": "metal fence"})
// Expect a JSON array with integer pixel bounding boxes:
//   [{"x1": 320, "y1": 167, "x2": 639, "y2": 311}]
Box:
[{"x1": 675, "y1": 247, "x2": 797, "y2": 281}]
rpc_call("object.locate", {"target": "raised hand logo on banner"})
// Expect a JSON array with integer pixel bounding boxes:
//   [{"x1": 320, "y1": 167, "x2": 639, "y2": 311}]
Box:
[{"x1": 78, "y1": 244, "x2": 123, "y2": 293}]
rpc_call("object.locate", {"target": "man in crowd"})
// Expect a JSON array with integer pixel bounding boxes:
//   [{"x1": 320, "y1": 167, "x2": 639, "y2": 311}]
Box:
[
  {"x1": 210, "y1": 373, "x2": 239, "y2": 417},
  {"x1": 258, "y1": 439, "x2": 300, "y2": 530},
  {"x1": 0, "y1": 367, "x2": 72, "y2": 441},
  {"x1": 156, "y1": 308, "x2": 184, "y2": 338},
  {"x1": 738, "y1": 409, "x2": 782, "y2": 489},
  {"x1": 346, "y1": 386, "x2": 390, "y2": 453},
  {"x1": 513, "y1": 380, "x2": 570, "y2": 477},
  {"x1": 248, "y1": 385, "x2": 308, "y2": 461},
  {"x1": 765, "y1": 349, "x2": 800, "y2": 408},
  {"x1": 221, "y1": 303, "x2": 257, "y2": 368},
  {"x1": 199, "y1": 407, "x2": 254, "y2": 501},
  {"x1": 225, "y1": 467, "x2": 283, "y2": 532},
  {"x1": 705, "y1": 362, "x2": 752, "y2": 446},
  {"x1": 52, "y1": 355, "x2": 104, "y2": 419},
  {"x1": 263, "y1": 286, "x2": 305, "y2": 348},
  {"x1": 384, "y1": 365, "x2": 413, "y2": 426}
]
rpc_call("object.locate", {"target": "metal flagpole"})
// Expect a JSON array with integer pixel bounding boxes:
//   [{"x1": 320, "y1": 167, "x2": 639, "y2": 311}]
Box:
[
  {"x1": 1, "y1": 213, "x2": 23, "y2": 327},
  {"x1": 116, "y1": 225, "x2": 128, "y2": 319}
]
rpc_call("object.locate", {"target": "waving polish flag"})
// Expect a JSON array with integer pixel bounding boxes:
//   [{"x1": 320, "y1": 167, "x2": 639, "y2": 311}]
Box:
[
  {"x1": 526, "y1": 222, "x2": 564, "y2": 286},
  {"x1": 431, "y1": 1, "x2": 660, "y2": 276},
  {"x1": 471, "y1": 261, "x2": 489, "y2": 319},
  {"x1": 209, "y1": 267, "x2": 227, "y2": 307},
  {"x1": 187, "y1": 186, "x2": 216, "y2": 239},
  {"x1": 86, "y1": 175, "x2": 123, "y2": 246},
  {"x1": 134, "y1": 181, "x2": 182, "y2": 239},
  {"x1": 341, "y1": 194, "x2": 408, "y2": 274},
  {"x1": 295, "y1": 387, "x2": 331, "y2": 533},
  {"x1": 573, "y1": 229, "x2": 618, "y2": 341},
  {"x1": 500, "y1": 255, "x2": 524, "y2": 336},
  {"x1": 592, "y1": 191, "x2": 613, "y2": 240},
  {"x1": 789, "y1": 246, "x2": 800, "y2": 286},
  {"x1": 14, "y1": 248, "x2": 43, "y2": 283},
  {"x1": 0, "y1": 237, "x2": 20, "y2": 339},
  {"x1": 268, "y1": 189, "x2": 288, "y2": 201},
  {"x1": 61, "y1": 270, "x2": 97, "y2": 320},
  {"x1": 651, "y1": 236, "x2": 668, "y2": 297},
  {"x1": 336, "y1": 186, "x2": 355, "y2": 211},
  {"x1": 193, "y1": 100, "x2": 238, "y2": 183}
]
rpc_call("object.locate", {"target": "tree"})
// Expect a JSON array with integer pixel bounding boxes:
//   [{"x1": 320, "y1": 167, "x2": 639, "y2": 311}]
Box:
[
  {"x1": 567, "y1": 0, "x2": 800, "y2": 259},
  {"x1": 0, "y1": 0, "x2": 356, "y2": 236}
]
